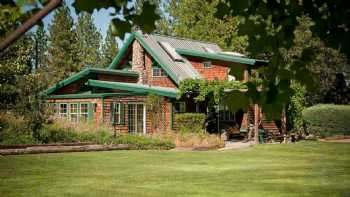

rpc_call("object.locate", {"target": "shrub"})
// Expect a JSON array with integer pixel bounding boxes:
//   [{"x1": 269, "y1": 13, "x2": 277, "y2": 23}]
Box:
[
  {"x1": 112, "y1": 134, "x2": 175, "y2": 150},
  {"x1": 37, "y1": 119, "x2": 175, "y2": 149},
  {"x1": 38, "y1": 124, "x2": 78, "y2": 143},
  {"x1": 0, "y1": 112, "x2": 37, "y2": 145},
  {"x1": 175, "y1": 113, "x2": 206, "y2": 133},
  {"x1": 152, "y1": 132, "x2": 224, "y2": 149},
  {"x1": 302, "y1": 104, "x2": 350, "y2": 137}
]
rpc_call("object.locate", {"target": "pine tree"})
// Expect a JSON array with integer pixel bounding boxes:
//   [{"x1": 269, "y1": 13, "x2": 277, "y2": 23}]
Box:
[
  {"x1": 100, "y1": 24, "x2": 118, "y2": 68},
  {"x1": 75, "y1": 12, "x2": 102, "y2": 67},
  {"x1": 33, "y1": 25, "x2": 48, "y2": 70},
  {"x1": 47, "y1": 3, "x2": 79, "y2": 84},
  {"x1": 158, "y1": 0, "x2": 248, "y2": 53}
]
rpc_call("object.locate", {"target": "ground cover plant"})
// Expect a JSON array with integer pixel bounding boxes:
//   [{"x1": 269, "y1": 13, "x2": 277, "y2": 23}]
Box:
[{"x1": 0, "y1": 141, "x2": 349, "y2": 197}]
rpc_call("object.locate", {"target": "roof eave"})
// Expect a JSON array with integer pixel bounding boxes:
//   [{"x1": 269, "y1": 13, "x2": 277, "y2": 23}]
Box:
[
  {"x1": 87, "y1": 79, "x2": 179, "y2": 98},
  {"x1": 175, "y1": 48, "x2": 267, "y2": 66}
]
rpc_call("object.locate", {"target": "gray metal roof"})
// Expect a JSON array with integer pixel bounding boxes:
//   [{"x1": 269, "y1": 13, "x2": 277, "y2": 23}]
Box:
[
  {"x1": 151, "y1": 34, "x2": 222, "y2": 53},
  {"x1": 138, "y1": 33, "x2": 204, "y2": 82}
]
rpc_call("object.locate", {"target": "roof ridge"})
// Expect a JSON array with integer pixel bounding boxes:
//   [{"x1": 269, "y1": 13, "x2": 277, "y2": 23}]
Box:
[{"x1": 148, "y1": 33, "x2": 220, "y2": 47}]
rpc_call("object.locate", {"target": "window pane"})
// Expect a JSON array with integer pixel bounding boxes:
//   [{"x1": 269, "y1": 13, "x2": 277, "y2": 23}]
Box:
[
  {"x1": 203, "y1": 61, "x2": 212, "y2": 68},
  {"x1": 80, "y1": 103, "x2": 88, "y2": 121},
  {"x1": 80, "y1": 103, "x2": 88, "y2": 113},
  {"x1": 70, "y1": 103, "x2": 78, "y2": 113},
  {"x1": 70, "y1": 103, "x2": 79, "y2": 122}
]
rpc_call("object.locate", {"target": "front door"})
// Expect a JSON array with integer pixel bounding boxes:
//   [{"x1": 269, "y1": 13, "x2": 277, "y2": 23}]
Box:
[{"x1": 128, "y1": 104, "x2": 146, "y2": 134}]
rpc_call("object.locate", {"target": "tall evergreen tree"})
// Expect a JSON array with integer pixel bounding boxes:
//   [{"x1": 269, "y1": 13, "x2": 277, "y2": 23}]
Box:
[
  {"x1": 47, "y1": 3, "x2": 79, "y2": 85},
  {"x1": 100, "y1": 24, "x2": 118, "y2": 67},
  {"x1": 75, "y1": 12, "x2": 102, "y2": 67},
  {"x1": 32, "y1": 25, "x2": 48, "y2": 70},
  {"x1": 157, "y1": 0, "x2": 248, "y2": 53}
]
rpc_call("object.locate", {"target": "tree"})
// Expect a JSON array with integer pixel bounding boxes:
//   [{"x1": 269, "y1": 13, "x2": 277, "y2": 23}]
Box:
[
  {"x1": 46, "y1": 3, "x2": 79, "y2": 85},
  {"x1": 75, "y1": 12, "x2": 102, "y2": 67},
  {"x1": 158, "y1": 0, "x2": 248, "y2": 52},
  {"x1": 100, "y1": 24, "x2": 119, "y2": 68},
  {"x1": 32, "y1": 25, "x2": 48, "y2": 70},
  {"x1": 0, "y1": 35, "x2": 32, "y2": 110}
]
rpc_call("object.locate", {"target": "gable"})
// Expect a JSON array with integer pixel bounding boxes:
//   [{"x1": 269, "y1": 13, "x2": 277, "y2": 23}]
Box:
[
  {"x1": 107, "y1": 31, "x2": 268, "y2": 85},
  {"x1": 43, "y1": 68, "x2": 139, "y2": 96}
]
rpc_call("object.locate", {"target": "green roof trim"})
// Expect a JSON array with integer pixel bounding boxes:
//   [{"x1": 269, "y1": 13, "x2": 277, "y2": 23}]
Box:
[
  {"x1": 108, "y1": 33, "x2": 135, "y2": 69},
  {"x1": 87, "y1": 79, "x2": 179, "y2": 98},
  {"x1": 42, "y1": 68, "x2": 138, "y2": 96},
  {"x1": 89, "y1": 68, "x2": 138, "y2": 77},
  {"x1": 46, "y1": 93, "x2": 143, "y2": 99},
  {"x1": 106, "y1": 32, "x2": 181, "y2": 85},
  {"x1": 175, "y1": 48, "x2": 266, "y2": 66},
  {"x1": 133, "y1": 32, "x2": 181, "y2": 85}
]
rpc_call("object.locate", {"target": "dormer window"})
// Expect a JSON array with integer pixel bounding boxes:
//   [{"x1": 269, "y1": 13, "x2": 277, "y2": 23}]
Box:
[{"x1": 203, "y1": 61, "x2": 212, "y2": 68}]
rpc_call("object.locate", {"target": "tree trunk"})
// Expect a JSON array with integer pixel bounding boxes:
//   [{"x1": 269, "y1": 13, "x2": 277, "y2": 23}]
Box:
[{"x1": 281, "y1": 104, "x2": 287, "y2": 135}]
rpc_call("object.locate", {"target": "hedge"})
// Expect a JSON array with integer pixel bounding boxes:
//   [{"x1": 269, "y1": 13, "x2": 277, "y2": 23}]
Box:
[
  {"x1": 175, "y1": 113, "x2": 206, "y2": 133},
  {"x1": 302, "y1": 104, "x2": 350, "y2": 137}
]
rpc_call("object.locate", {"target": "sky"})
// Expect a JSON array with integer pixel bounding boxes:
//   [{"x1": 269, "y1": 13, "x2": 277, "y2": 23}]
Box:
[{"x1": 41, "y1": 0, "x2": 124, "y2": 47}]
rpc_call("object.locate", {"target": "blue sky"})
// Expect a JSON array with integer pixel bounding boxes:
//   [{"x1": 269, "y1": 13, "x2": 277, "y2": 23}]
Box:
[{"x1": 42, "y1": 0, "x2": 124, "y2": 47}]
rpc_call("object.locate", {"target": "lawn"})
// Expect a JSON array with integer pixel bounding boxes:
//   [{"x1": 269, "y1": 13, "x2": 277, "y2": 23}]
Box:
[{"x1": 0, "y1": 141, "x2": 349, "y2": 197}]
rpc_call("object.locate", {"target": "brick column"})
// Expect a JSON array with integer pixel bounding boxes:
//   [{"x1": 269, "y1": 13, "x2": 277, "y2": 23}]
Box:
[{"x1": 132, "y1": 40, "x2": 146, "y2": 84}]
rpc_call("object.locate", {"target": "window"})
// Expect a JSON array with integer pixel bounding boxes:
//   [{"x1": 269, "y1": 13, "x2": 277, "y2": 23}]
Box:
[
  {"x1": 219, "y1": 105, "x2": 235, "y2": 121},
  {"x1": 174, "y1": 102, "x2": 186, "y2": 113},
  {"x1": 111, "y1": 103, "x2": 121, "y2": 124},
  {"x1": 80, "y1": 103, "x2": 89, "y2": 121},
  {"x1": 153, "y1": 67, "x2": 166, "y2": 77},
  {"x1": 203, "y1": 61, "x2": 212, "y2": 68},
  {"x1": 69, "y1": 103, "x2": 79, "y2": 122},
  {"x1": 59, "y1": 103, "x2": 68, "y2": 118}
]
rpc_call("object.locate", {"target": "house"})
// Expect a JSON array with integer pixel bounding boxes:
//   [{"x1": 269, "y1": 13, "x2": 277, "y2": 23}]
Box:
[{"x1": 43, "y1": 31, "x2": 276, "y2": 135}]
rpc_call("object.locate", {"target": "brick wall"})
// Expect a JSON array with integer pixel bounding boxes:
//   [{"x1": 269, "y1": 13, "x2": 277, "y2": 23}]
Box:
[
  {"x1": 49, "y1": 95, "x2": 174, "y2": 134},
  {"x1": 188, "y1": 57, "x2": 229, "y2": 81},
  {"x1": 144, "y1": 53, "x2": 177, "y2": 88}
]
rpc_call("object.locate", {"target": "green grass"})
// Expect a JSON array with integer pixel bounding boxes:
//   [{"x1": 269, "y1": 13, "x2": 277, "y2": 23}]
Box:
[{"x1": 0, "y1": 141, "x2": 349, "y2": 197}]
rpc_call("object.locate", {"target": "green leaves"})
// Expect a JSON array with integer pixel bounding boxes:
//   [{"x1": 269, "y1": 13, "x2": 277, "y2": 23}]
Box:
[
  {"x1": 73, "y1": 0, "x2": 159, "y2": 39},
  {"x1": 178, "y1": 79, "x2": 247, "y2": 106}
]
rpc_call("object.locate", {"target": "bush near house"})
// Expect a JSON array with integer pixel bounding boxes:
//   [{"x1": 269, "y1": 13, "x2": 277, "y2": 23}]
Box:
[
  {"x1": 0, "y1": 112, "x2": 37, "y2": 145},
  {"x1": 152, "y1": 132, "x2": 224, "y2": 149},
  {"x1": 175, "y1": 113, "x2": 206, "y2": 133},
  {"x1": 302, "y1": 104, "x2": 350, "y2": 137},
  {"x1": 0, "y1": 115, "x2": 175, "y2": 150}
]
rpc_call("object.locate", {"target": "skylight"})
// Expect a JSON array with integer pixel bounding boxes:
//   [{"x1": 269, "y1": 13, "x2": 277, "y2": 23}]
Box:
[
  {"x1": 203, "y1": 47, "x2": 215, "y2": 53},
  {"x1": 159, "y1": 41, "x2": 184, "y2": 62}
]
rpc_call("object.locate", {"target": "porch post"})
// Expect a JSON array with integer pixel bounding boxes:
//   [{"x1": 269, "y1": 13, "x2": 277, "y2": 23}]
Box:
[{"x1": 254, "y1": 103, "x2": 260, "y2": 144}]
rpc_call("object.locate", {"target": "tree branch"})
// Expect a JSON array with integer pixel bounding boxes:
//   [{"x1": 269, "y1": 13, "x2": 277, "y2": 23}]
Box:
[{"x1": 0, "y1": 0, "x2": 62, "y2": 51}]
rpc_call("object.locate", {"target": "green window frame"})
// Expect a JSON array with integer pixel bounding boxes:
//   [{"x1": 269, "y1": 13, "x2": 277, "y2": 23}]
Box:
[
  {"x1": 173, "y1": 102, "x2": 186, "y2": 113},
  {"x1": 111, "y1": 102, "x2": 120, "y2": 124}
]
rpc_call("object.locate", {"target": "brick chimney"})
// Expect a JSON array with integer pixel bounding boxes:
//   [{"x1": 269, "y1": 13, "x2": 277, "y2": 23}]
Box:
[{"x1": 132, "y1": 39, "x2": 146, "y2": 84}]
